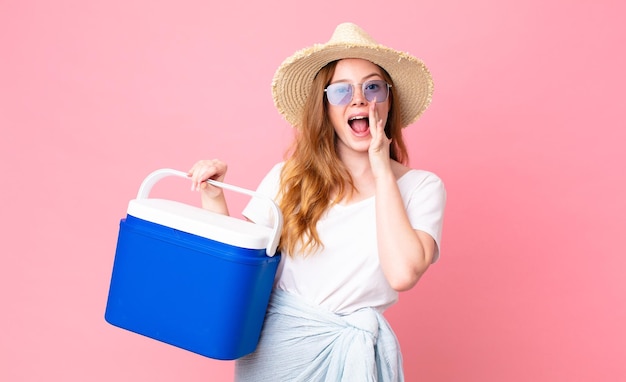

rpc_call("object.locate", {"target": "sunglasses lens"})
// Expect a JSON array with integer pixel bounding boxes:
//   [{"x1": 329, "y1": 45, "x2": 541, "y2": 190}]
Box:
[
  {"x1": 325, "y1": 83, "x2": 353, "y2": 105},
  {"x1": 363, "y1": 80, "x2": 389, "y2": 103}
]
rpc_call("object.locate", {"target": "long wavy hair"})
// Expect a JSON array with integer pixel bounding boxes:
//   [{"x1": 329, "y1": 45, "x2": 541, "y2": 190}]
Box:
[{"x1": 277, "y1": 60, "x2": 409, "y2": 256}]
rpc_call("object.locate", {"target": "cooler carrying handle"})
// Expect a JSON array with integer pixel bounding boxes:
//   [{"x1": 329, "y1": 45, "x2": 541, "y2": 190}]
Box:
[{"x1": 136, "y1": 168, "x2": 283, "y2": 257}]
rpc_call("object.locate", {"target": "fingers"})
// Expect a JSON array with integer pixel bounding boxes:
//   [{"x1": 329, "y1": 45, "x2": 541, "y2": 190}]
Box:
[
  {"x1": 187, "y1": 159, "x2": 227, "y2": 192},
  {"x1": 369, "y1": 101, "x2": 377, "y2": 140},
  {"x1": 369, "y1": 101, "x2": 389, "y2": 150}
]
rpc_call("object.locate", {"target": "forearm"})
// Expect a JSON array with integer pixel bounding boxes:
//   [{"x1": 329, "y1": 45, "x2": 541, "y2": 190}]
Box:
[{"x1": 375, "y1": 171, "x2": 433, "y2": 291}]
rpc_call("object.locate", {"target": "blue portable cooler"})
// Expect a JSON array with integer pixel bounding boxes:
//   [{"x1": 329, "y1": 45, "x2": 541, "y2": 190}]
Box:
[{"x1": 105, "y1": 168, "x2": 282, "y2": 360}]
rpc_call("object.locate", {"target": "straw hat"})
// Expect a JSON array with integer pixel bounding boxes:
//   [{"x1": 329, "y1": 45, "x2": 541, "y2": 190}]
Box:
[{"x1": 271, "y1": 22, "x2": 434, "y2": 129}]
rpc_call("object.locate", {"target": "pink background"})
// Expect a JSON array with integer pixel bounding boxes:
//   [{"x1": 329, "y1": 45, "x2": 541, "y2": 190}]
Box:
[{"x1": 2, "y1": 0, "x2": 625, "y2": 381}]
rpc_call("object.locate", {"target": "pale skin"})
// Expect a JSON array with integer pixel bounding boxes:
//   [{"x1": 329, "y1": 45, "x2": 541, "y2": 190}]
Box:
[{"x1": 188, "y1": 58, "x2": 436, "y2": 292}]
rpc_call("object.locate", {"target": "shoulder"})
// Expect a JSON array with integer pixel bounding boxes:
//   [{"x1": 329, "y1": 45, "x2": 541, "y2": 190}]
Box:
[
  {"x1": 392, "y1": 158, "x2": 442, "y2": 185},
  {"x1": 260, "y1": 161, "x2": 285, "y2": 181},
  {"x1": 401, "y1": 168, "x2": 444, "y2": 185},
  {"x1": 252, "y1": 162, "x2": 285, "y2": 197},
  {"x1": 398, "y1": 168, "x2": 446, "y2": 201}
]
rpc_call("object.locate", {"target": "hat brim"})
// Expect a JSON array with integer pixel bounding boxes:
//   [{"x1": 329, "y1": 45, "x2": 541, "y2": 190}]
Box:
[{"x1": 272, "y1": 43, "x2": 434, "y2": 128}]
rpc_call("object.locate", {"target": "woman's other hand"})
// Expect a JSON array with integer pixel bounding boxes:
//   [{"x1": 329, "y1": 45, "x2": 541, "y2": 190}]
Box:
[
  {"x1": 187, "y1": 159, "x2": 230, "y2": 214},
  {"x1": 367, "y1": 100, "x2": 392, "y2": 177}
]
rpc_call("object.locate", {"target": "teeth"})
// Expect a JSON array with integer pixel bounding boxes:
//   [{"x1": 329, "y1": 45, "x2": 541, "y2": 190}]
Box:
[{"x1": 349, "y1": 116, "x2": 367, "y2": 121}]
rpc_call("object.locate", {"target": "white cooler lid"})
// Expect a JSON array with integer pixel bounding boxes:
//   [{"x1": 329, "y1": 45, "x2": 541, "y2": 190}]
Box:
[{"x1": 127, "y1": 198, "x2": 272, "y2": 250}]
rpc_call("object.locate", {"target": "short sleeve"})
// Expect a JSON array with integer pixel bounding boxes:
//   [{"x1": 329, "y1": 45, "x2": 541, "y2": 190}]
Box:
[
  {"x1": 400, "y1": 171, "x2": 447, "y2": 263},
  {"x1": 241, "y1": 162, "x2": 284, "y2": 228}
]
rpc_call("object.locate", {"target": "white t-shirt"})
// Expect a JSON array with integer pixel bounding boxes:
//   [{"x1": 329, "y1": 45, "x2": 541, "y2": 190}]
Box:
[{"x1": 242, "y1": 162, "x2": 446, "y2": 315}]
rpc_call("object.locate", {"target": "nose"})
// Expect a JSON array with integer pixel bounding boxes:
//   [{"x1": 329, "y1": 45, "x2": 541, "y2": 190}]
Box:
[{"x1": 351, "y1": 84, "x2": 367, "y2": 105}]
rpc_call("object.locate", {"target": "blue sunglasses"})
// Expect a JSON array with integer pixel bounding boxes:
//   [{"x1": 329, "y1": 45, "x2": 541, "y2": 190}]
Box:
[{"x1": 324, "y1": 80, "x2": 392, "y2": 106}]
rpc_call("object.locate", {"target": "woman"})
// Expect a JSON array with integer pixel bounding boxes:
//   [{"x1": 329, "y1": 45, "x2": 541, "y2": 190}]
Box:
[{"x1": 188, "y1": 22, "x2": 446, "y2": 381}]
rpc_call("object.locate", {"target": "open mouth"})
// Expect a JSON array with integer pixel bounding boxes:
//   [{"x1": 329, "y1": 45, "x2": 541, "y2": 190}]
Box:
[{"x1": 348, "y1": 116, "x2": 370, "y2": 134}]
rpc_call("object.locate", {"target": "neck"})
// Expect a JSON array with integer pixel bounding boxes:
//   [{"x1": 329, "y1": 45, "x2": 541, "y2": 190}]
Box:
[
  {"x1": 338, "y1": 149, "x2": 372, "y2": 179},
  {"x1": 334, "y1": 150, "x2": 376, "y2": 204}
]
